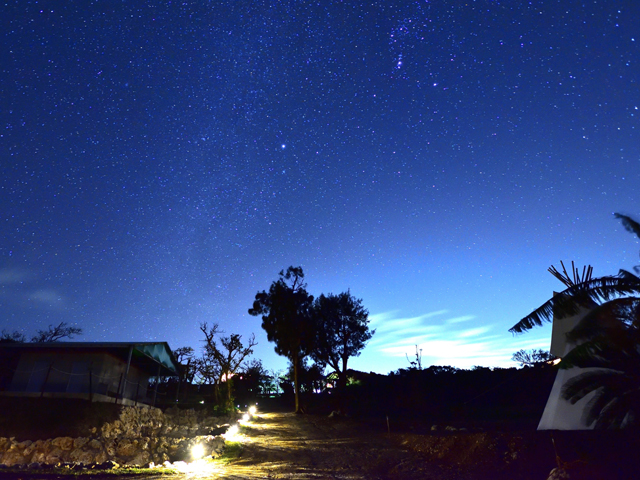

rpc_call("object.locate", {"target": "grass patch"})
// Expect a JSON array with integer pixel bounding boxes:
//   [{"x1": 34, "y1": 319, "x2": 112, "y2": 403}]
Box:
[{"x1": 215, "y1": 441, "x2": 243, "y2": 465}]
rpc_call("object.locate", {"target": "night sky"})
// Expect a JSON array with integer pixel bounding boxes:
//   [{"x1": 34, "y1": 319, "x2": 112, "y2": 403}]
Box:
[{"x1": 2, "y1": 1, "x2": 640, "y2": 375}]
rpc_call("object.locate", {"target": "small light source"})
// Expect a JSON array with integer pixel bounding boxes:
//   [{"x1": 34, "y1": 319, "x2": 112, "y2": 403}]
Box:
[
  {"x1": 249, "y1": 405, "x2": 257, "y2": 416},
  {"x1": 226, "y1": 424, "x2": 239, "y2": 437},
  {"x1": 242, "y1": 413, "x2": 250, "y2": 423},
  {"x1": 200, "y1": 400, "x2": 205, "y2": 404},
  {"x1": 191, "y1": 443, "x2": 205, "y2": 460}
]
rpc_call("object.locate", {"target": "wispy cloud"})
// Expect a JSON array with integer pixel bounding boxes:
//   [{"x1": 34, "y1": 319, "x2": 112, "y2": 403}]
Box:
[
  {"x1": 456, "y1": 326, "x2": 492, "y2": 338},
  {"x1": 446, "y1": 315, "x2": 475, "y2": 324},
  {"x1": 29, "y1": 289, "x2": 65, "y2": 309},
  {"x1": 0, "y1": 267, "x2": 31, "y2": 285},
  {"x1": 355, "y1": 308, "x2": 546, "y2": 371}
]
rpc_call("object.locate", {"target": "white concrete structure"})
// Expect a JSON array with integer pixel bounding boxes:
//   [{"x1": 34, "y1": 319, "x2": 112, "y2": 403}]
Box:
[{"x1": 538, "y1": 303, "x2": 598, "y2": 430}]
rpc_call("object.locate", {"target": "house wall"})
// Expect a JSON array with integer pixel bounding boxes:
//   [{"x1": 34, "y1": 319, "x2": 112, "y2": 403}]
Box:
[{"x1": 6, "y1": 351, "x2": 152, "y2": 404}]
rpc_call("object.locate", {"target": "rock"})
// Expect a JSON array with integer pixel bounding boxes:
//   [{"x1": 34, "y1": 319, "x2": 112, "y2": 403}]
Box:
[
  {"x1": 3, "y1": 453, "x2": 27, "y2": 466},
  {"x1": 88, "y1": 439, "x2": 102, "y2": 450},
  {"x1": 16, "y1": 440, "x2": 32, "y2": 449},
  {"x1": 547, "y1": 467, "x2": 571, "y2": 480},
  {"x1": 94, "y1": 450, "x2": 108, "y2": 464},
  {"x1": 104, "y1": 440, "x2": 116, "y2": 457},
  {"x1": 51, "y1": 437, "x2": 74, "y2": 450},
  {"x1": 0, "y1": 405, "x2": 232, "y2": 469},
  {"x1": 0, "y1": 438, "x2": 11, "y2": 453},
  {"x1": 70, "y1": 448, "x2": 95, "y2": 464},
  {"x1": 115, "y1": 438, "x2": 138, "y2": 458},
  {"x1": 129, "y1": 450, "x2": 150, "y2": 466},
  {"x1": 44, "y1": 448, "x2": 65, "y2": 464},
  {"x1": 23, "y1": 440, "x2": 39, "y2": 457},
  {"x1": 209, "y1": 437, "x2": 225, "y2": 457},
  {"x1": 73, "y1": 437, "x2": 90, "y2": 449},
  {"x1": 31, "y1": 452, "x2": 47, "y2": 463}
]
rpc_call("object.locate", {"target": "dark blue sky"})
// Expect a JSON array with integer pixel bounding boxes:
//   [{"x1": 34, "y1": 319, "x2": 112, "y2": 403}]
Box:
[{"x1": 2, "y1": 0, "x2": 640, "y2": 373}]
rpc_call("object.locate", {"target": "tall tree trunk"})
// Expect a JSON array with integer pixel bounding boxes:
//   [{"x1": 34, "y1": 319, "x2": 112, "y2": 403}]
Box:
[
  {"x1": 337, "y1": 356, "x2": 348, "y2": 413},
  {"x1": 293, "y1": 352, "x2": 301, "y2": 413},
  {"x1": 227, "y1": 377, "x2": 233, "y2": 408}
]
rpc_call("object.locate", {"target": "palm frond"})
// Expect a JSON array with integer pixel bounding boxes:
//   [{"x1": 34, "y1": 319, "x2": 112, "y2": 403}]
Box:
[
  {"x1": 562, "y1": 369, "x2": 610, "y2": 404},
  {"x1": 509, "y1": 276, "x2": 640, "y2": 334},
  {"x1": 564, "y1": 297, "x2": 640, "y2": 344},
  {"x1": 583, "y1": 384, "x2": 615, "y2": 426},
  {"x1": 562, "y1": 369, "x2": 631, "y2": 427},
  {"x1": 614, "y1": 213, "x2": 640, "y2": 241},
  {"x1": 618, "y1": 269, "x2": 640, "y2": 282},
  {"x1": 559, "y1": 342, "x2": 606, "y2": 369}
]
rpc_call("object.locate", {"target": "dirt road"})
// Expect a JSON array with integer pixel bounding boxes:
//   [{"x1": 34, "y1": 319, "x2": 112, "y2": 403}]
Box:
[{"x1": 213, "y1": 412, "x2": 449, "y2": 480}]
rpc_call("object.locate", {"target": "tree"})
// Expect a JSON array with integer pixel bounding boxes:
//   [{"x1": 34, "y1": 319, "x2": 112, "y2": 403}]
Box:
[
  {"x1": 173, "y1": 346, "x2": 197, "y2": 383},
  {"x1": 248, "y1": 266, "x2": 315, "y2": 413},
  {"x1": 509, "y1": 213, "x2": 640, "y2": 428},
  {"x1": 509, "y1": 214, "x2": 640, "y2": 335},
  {"x1": 173, "y1": 346, "x2": 197, "y2": 401},
  {"x1": 511, "y1": 349, "x2": 557, "y2": 367},
  {"x1": 0, "y1": 322, "x2": 83, "y2": 343},
  {"x1": 310, "y1": 291, "x2": 374, "y2": 392},
  {"x1": 235, "y1": 359, "x2": 273, "y2": 402},
  {"x1": 286, "y1": 358, "x2": 325, "y2": 394},
  {"x1": 31, "y1": 322, "x2": 83, "y2": 342},
  {"x1": 558, "y1": 297, "x2": 640, "y2": 428},
  {"x1": 199, "y1": 322, "x2": 257, "y2": 408},
  {"x1": 406, "y1": 345, "x2": 423, "y2": 370},
  {"x1": 0, "y1": 330, "x2": 27, "y2": 343}
]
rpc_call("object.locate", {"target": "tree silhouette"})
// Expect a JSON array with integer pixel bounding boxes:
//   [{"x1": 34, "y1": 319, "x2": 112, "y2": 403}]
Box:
[
  {"x1": 173, "y1": 346, "x2": 197, "y2": 401},
  {"x1": 310, "y1": 291, "x2": 374, "y2": 392},
  {"x1": 199, "y1": 322, "x2": 256, "y2": 407},
  {"x1": 511, "y1": 349, "x2": 556, "y2": 367},
  {"x1": 1, "y1": 322, "x2": 83, "y2": 343},
  {"x1": 248, "y1": 266, "x2": 314, "y2": 413},
  {"x1": 31, "y1": 322, "x2": 83, "y2": 342},
  {"x1": 0, "y1": 330, "x2": 27, "y2": 343},
  {"x1": 559, "y1": 297, "x2": 640, "y2": 428}
]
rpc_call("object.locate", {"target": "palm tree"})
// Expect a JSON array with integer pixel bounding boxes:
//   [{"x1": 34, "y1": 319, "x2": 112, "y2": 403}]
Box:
[
  {"x1": 510, "y1": 214, "x2": 640, "y2": 335},
  {"x1": 509, "y1": 213, "x2": 640, "y2": 428},
  {"x1": 558, "y1": 297, "x2": 640, "y2": 428}
]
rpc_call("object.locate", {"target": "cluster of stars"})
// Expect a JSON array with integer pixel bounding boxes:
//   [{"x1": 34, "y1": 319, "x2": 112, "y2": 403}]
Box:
[{"x1": 1, "y1": 0, "x2": 639, "y2": 372}]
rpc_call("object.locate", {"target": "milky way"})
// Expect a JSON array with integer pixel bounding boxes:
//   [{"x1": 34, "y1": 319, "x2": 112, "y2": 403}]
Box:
[{"x1": 2, "y1": 1, "x2": 640, "y2": 373}]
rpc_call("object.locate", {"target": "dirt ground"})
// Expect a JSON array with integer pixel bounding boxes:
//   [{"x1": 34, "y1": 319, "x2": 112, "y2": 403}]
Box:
[
  {"x1": 214, "y1": 411, "x2": 639, "y2": 480},
  {"x1": 216, "y1": 411, "x2": 454, "y2": 479}
]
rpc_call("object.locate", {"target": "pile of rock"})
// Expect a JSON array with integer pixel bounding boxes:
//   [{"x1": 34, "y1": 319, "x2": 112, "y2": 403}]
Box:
[{"x1": 0, "y1": 405, "x2": 235, "y2": 468}]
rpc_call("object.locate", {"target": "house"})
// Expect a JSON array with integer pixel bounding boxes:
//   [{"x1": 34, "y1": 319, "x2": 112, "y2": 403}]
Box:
[
  {"x1": 537, "y1": 300, "x2": 598, "y2": 430},
  {"x1": 0, "y1": 342, "x2": 179, "y2": 406}
]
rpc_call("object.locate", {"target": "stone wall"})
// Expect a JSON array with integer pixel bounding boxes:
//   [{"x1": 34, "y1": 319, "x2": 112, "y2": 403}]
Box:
[{"x1": 0, "y1": 405, "x2": 236, "y2": 467}]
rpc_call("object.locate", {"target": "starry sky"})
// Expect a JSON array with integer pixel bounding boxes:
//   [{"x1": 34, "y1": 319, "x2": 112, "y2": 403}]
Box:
[{"x1": 2, "y1": 0, "x2": 640, "y2": 375}]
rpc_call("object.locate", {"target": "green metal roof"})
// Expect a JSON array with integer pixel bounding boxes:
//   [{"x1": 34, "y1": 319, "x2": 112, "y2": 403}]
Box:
[
  {"x1": 0, "y1": 341, "x2": 179, "y2": 376},
  {"x1": 134, "y1": 343, "x2": 179, "y2": 374}
]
